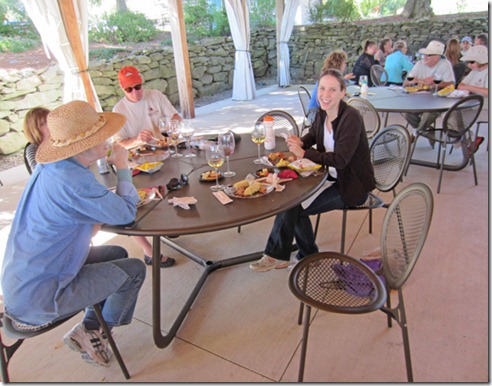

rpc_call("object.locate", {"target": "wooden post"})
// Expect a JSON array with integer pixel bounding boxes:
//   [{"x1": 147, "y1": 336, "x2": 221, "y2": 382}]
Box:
[
  {"x1": 275, "y1": 0, "x2": 284, "y2": 86},
  {"x1": 167, "y1": 0, "x2": 195, "y2": 119},
  {"x1": 57, "y1": 0, "x2": 96, "y2": 109}
]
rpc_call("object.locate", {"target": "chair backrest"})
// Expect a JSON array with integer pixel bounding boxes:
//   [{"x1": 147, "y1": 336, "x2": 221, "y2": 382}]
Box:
[
  {"x1": 453, "y1": 62, "x2": 469, "y2": 86},
  {"x1": 442, "y1": 94, "x2": 484, "y2": 138},
  {"x1": 23, "y1": 142, "x2": 33, "y2": 175},
  {"x1": 380, "y1": 182, "x2": 434, "y2": 290},
  {"x1": 297, "y1": 86, "x2": 312, "y2": 118},
  {"x1": 255, "y1": 110, "x2": 300, "y2": 138},
  {"x1": 347, "y1": 97, "x2": 381, "y2": 140},
  {"x1": 288, "y1": 252, "x2": 386, "y2": 314},
  {"x1": 370, "y1": 125, "x2": 411, "y2": 193},
  {"x1": 370, "y1": 65, "x2": 388, "y2": 86}
]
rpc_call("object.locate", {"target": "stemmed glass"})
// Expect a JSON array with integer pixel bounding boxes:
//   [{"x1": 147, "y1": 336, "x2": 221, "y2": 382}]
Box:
[
  {"x1": 251, "y1": 123, "x2": 266, "y2": 165},
  {"x1": 218, "y1": 130, "x2": 236, "y2": 177},
  {"x1": 169, "y1": 120, "x2": 182, "y2": 158},
  {"x1": 181, "y1": 120, "x2": 196, "y2": 158},
  {"x1": 206, "y1": 143, "x2": 225, "y2": 191},
  {"x1": 433, "y1": 73, "x2": 442, "y2": 96}
]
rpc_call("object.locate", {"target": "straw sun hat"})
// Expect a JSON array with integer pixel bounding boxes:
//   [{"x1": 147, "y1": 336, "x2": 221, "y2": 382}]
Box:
[
  {"x1": 418, "y1": 40, "x2": 445, "y2": 56},
  {"x1": 36, "y1": 100, "x2": 126, "y2": 164}
]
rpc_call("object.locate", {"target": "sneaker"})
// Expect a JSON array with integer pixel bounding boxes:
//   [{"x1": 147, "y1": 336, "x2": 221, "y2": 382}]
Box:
[
  {"x1": 288, "y1": 256, "x2": 300, "y2": 271},
  {"x1": 249, "y1": 255, "x2": 289, "y2": 272},
  {"x1": 63, "y1": 322, "x2": 111, "y2": 367}
]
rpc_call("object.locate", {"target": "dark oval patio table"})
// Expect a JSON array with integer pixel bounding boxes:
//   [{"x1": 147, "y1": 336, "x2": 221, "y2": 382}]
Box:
[{"x1": 102, "y1": 133, "x2": 327, "y2": 348}]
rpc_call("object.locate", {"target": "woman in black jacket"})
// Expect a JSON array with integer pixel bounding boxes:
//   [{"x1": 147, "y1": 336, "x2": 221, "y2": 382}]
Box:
[
  {"x1": 353, "y1": 39, "x2": 379, "y2": 87},
  {"x1": 250, "y1": 69, "x2": 375, "y2": 272}
]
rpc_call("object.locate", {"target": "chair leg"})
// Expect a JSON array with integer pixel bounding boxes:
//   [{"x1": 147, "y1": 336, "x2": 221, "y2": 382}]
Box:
[
  {"x1": 404, "y1": 133, "x2": 418, "y2": 177},
  {"x1": 467, "y1": 132, "x2": 479, "y2": 186},
  {"x1": 397, "y1": 290, "x2": 414, "y2": 382},
  {"x1": 93, "y1": 304, "x2": 130, "y2": 379},
  {"x1": 313, "y1": 214, "x2": 321, "y2": 241},
  {"x1": 437, "y1": 138, "x2": 449, "y2": 194},
  {"x1": 237, "y1": 226, "x2": 241, "y2": 233},
  {"x1": 0, "y1": 314, "x2": 25, "y2": 383},
  {"x1": 340, "y1": 210, "x2": 347, "y2": 254},
  {"x1": 368, "y1": 208, "x2": 373, "y2": 234},
  {"x1": 298, "y1": 304, "x2": 312, "y2": 382}
]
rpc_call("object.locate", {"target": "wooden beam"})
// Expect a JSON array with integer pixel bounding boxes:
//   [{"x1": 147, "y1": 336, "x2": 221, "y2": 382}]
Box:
[
  {"x1": 57, "y1": 0, "x2": 96, "y2": 108},
  {"x1": 167, "y1": 0, "x2": 195, "y2": 119}
]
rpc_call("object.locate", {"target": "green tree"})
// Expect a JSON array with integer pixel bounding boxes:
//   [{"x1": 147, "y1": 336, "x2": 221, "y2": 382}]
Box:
[
  {"x1": 308, "y1": 0, "x2": 359, "y2": 23},
  {"x1": 249, "y1": 0, "x2": 276, "y2": 28}
]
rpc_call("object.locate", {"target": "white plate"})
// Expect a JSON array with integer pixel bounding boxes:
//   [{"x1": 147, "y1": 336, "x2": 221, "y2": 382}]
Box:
[{"x1": 224, "y1": 184, "x2": 274, "y2": 199}]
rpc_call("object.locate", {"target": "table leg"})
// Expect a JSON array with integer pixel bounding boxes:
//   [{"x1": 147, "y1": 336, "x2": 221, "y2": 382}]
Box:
[{"x1": 151, "y1": 235, "x2": 262, "y2": 348}]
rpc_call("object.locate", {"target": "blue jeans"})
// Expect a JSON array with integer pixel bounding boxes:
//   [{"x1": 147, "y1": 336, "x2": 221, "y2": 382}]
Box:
[
  {"x1": 60, "y1": 245, "x2": 146, "y2": 330},
  {"x1": 264, "y1": 186, "x2": 366, "y2": 261}
]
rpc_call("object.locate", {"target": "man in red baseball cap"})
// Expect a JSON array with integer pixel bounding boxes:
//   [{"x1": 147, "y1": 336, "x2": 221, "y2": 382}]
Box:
[
  {"x1": 113, "y1": 65, "x2": 182, "y2": 149},
  {"x1": 113, "y1": 65, "x2": 180, "y2": 269}
]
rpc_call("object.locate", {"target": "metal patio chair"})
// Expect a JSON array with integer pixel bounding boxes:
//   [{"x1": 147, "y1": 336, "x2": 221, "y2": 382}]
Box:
[
  {"x1": 370, "y1": 64, "x2": 388, "y2": 86},
  {"x1": 297, "y1": 85, "x2": 312, "y2": 136},
  {"x1": 347, "y1": 97, "x2": 381, "y2": 140}
]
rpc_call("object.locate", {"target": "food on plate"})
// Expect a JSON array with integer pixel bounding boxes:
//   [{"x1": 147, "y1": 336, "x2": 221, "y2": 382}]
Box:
[
  {"x1": 256, "y1": 168, "x2": 273, "y2": 178},
  {"x1": 268, "y1": 151, "x2": 296, "y2": 167},
  {"x1": 244, "y1": 181, "x2": 262, "y2": 196},
  {"x1": 437, "y1": 84, "x2": 455, "y2": 96},
  {"x1": 278, "y1": 169, "x2": 298, "y2": 179},
  {"x1": 138, "y1": 190, "x2": 148, "y2": 202},
  {"x1": 134, "y1": 162, "x2": 163, "y2": 173},
  {"x1": 276, "y1": 159, "x2": 290, "y2": 167},
  {"x1": 268, "y1": 152, "x2": 286, "y2": 162},
  {"x1": 201, "y1": 170, "x2": 221, "y2": 180},
  {"x1": 154, "y1": 138, "x2": 167, "y2": 147},
  {"x1": 233, "y1": 180, "x2": 250, "y2": 189}
]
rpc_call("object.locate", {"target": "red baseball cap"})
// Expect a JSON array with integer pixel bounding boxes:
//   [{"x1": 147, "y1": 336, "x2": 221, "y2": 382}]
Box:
[{"x1": 118, "y1": 66, "x2": 143, "y2": 89}]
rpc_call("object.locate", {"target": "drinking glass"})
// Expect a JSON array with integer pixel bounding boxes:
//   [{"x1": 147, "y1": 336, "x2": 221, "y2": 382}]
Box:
[
  {"x1": 169, "y1": 120, "x2": 182, "y2": 158},
  {"x1": 433, "y1": 73, "x2": 442, "y2": 96},
  {"x1": 181, "y1": 120, "x2": 196, "y2": 158},
  {"x1": 406, "y1": 74, "x2": 415, "y2": 84},
  {"x1": 359, "y1": 75, "x2": 368, "y2": 87},
  {"x1": 218, "y1": 130, "x2": 236, "y2": 177},
  {"x1": 206, "y1": 143, "x2": 225, "y2": 191},
  {"x1": 158, "y1": 117, "x2": 167, "y2": 136},
  {"x1": 251, "y1": 123, "x2": 266, "y2": 164}
]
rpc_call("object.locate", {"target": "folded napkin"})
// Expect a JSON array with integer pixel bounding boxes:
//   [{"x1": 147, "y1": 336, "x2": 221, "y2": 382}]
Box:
[
  {"x1": 264, "y1": 173, "x2": 285, "y2": 192},
  {"x1": 168, "y1": 196, "x2": 197, "y2": 210}
]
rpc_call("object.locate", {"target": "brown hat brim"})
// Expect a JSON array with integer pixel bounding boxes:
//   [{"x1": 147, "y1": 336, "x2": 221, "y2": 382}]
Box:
[{"x1": 36, "y1": 112, "x2": 126, "y2": 164}]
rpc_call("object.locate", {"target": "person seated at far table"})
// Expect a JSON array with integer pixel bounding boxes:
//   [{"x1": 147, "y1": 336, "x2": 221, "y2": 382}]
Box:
[
  {"x1": 474, "y1": 33, "x2": 487, "y2": 47},
  {"x1": 402, "y1": 40, "x2": 455, "y2": 141},
  {"x1": 445, "y1": 37, "x2": 468, "y2": 85},
  {"x1": 352, "y1": 39, "x2": 379, "y2": 87},
  {"x1": 384, "y1": 40, "x2": 414, "y2": 85},
  {"x1": 460, "y1": 36, "x2": 473, "y2": 55},
  {"x1": 22, "y1": 106, "x2": 50, "y2": 174},
  {"x1": 113, "y1": 65, "x2": 180, "y2": 268},
  {"x1": 306, "y1": 50, "x2": 355, "y2": 124},
  {"x1": 1, "y1": 100, "x2": 146, "y2": 367},
  {"x1": 458, "y1": 45, "x2": 489, "y2": 154},
  {"x1": 375, "y1": 37, "x2": 393, "y2": 67},
  {"x1": 250, "y1": 69, "x2": 375, "y2": 272}
]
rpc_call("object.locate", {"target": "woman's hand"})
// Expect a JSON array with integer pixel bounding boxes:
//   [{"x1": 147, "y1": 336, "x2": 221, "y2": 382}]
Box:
[
  {"x1": 108, "y1": 142, "x2": 129, "y2": 170},
  {"x1": 287, "y1": 136, "x2": 305, "y2": 159},
  {"x1": 344, "y1": 73, "x2": 355, "y2": 80}
]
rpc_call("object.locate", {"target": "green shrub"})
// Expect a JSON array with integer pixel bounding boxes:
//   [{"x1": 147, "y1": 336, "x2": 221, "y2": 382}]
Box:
[
  {"x1": 89, "y1": 10, "x2": 158, "y2": 44},
  {"x1": 308, "y1": 0, "x2": 359, "y2": 23},
  {"x1": 0, "y1": 36, "x2": 38, "y2": 52},
  {"x1": 184, "y1": 0, "x2": 229, "y2": 39},
  {"x1": 89, "y1": 47, "x2": 128, "y2": 61}
]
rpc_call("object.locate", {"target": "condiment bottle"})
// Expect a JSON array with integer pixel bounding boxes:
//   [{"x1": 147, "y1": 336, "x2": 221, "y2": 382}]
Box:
[{"x1": 264, "y1": 115, "x2": 276, "y2": 150}]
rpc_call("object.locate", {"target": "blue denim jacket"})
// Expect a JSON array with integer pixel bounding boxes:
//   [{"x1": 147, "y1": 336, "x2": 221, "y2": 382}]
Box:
[{"x1": 1, "y1": 157, "x2": 139, "y2": 326}]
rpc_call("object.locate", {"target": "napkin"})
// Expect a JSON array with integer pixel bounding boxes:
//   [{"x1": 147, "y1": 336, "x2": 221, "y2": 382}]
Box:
[
  {"x1": 168, "y1": 196, "x2": 197, "y2": 210},
  {"x1": 265, "y1": 173, "x2": 285, "y2": 192}
]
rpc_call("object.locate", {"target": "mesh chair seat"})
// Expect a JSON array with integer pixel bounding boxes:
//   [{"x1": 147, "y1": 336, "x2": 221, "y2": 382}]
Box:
[
  {"x1": 347, "y1": 97, "x2": 381, "y2": 140},
  {"x1": 255, "y1": 110, "x2": 300, "y2": 138},
  {"x1": 370, "y1": 64, "x2": 388, "y2": 86}
]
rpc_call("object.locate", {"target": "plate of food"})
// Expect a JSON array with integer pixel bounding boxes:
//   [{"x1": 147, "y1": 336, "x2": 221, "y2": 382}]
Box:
[
  {"x1": 199, "y1": 170, "x2": 224, "y2": 182},
  {"x1": 147, "y1": 138, "x2": 169, "y2": 150},
  {"x1": 137, "y1": 189, "x2": 156, "y2": 208},
  {"x1": 224, "y1": 180, "x2": 274, "y2": 199},
  {"x1": 254, "y1": 168, "x2": 276, "y2": 178},
  {"x1": 403, "y1": 85, "x2": 430, "y2": 93},
  {"x1": 267, "y1": 152, "x2": 296, "y2": 168},
  {"x1": 134, "y1": 162, "x2": 163, "y2": 174}
]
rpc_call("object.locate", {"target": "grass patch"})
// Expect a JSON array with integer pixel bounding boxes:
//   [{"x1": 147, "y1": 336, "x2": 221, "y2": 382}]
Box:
[{"x1": 0, "y1": 37, "x2": 38, "y2": 53}]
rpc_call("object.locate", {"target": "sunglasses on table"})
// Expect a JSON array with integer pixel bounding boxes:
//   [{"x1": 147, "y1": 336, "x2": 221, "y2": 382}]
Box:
[
  {"x1": 124, "y1": 84, "x2": 142, "y2": 93},
  {"x1": 166, "y1": 174, "x2": 189, "y2": 191}
]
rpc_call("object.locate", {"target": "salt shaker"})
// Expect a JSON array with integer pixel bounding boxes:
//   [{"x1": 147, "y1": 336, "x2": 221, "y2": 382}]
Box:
[{"x1": 264, "y1": 115, "x2": 276, "y2": 150}]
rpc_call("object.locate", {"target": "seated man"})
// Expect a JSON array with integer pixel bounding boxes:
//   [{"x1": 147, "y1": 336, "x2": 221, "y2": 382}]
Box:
[
  {"x1": 402, "y1": 40, "x2": 455, "y2": 141},
  {"x1": 113, "y1": 65, "x2": 181, "y2": 268},
  {"x1": 1, "y1": 100, "x2": 146, "y2": 367}
]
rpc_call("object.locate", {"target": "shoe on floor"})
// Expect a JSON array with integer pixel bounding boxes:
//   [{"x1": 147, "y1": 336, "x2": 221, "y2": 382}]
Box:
[
  {"x1": 471, "y1": 136, "x2": 485, "y2": 154},
  {"x1": 249, "y1": 254, "x2": 289, "y2": 272},
  {"x1": 288, "y1": 256, "x2": 300, "y2": 271},
  {"x1": 144, "y1": 254, "x2": 176, "y2": 268},
  {"x1": 63, "y1": 322, "x2": 112, "y2": 367}
]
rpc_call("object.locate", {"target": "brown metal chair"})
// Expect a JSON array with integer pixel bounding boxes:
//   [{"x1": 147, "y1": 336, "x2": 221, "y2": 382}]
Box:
[
  {"x1": 406, "y1": 94, "x2": 483, "y2": 193},
  {"x1": 347, "y1": 97, "x2": 381, "y2": 140},
  {"x1": 297, "y1": 86, "x2": 312, "y2": 136},
  {"x1": 289, "y1": 182, "x2": 434, "y2": 382},
  {"x1": 255, "y1": 110, "x2": 300, "y2": 138},
  {"x1": 0, "y1": 304, "x2": 130, "y2": 382}
]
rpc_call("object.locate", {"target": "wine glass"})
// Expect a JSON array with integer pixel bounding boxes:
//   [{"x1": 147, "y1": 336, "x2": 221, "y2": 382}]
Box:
[
  {"x1": 181, "y1": 120, "x2": 196, "y2": 158},
  {"x1": 406, "y1": 74, "x2": 415, "y2": 84},
  {"x1": 218, "y1": 130, "x2": 236, "y2": 177},
  {"x1": 206, "y1": 143, "x2": 225, "y2": 191},
  {"x1": 251, "y1": 123, "x2": 266, "y2": 165},
  {"x1": 433, "y1": 73, "x2": 442, "y2": 96},
  {"x1": 169, "y1": 120, "x2": 182, "y2": 158}
]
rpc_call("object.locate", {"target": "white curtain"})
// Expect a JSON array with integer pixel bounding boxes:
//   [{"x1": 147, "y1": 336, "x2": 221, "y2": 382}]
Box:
[
  {"x1": 225, "y1": 0, "x2": 256, "y2": 101},
  {"x1": 23, "y1": 0, "x2": 101, "y2": 110},
  {"x1": 278, "y1": 0, "x2": 300, "y2": 87}
]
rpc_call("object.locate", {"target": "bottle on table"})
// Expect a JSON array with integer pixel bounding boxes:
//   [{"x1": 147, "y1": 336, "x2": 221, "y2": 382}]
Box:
[{"x1": 264, "y1": 116, "x2": 276, "y2": 150}]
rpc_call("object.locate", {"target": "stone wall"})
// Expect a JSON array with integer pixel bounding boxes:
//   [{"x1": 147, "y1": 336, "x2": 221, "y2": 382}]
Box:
[{"x1": 0, "y1": 13, "x2": 487, "y2": 154}]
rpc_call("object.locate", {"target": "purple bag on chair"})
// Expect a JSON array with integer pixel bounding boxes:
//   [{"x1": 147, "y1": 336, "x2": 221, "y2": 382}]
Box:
[{"x1": 332, "y1": 259, "x2": 385, "y2": 298}]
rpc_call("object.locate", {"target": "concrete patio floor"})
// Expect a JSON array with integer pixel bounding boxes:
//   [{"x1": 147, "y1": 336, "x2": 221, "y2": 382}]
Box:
[{"x1": 0, "y1": 84, "x2": 488, "y2": 383}]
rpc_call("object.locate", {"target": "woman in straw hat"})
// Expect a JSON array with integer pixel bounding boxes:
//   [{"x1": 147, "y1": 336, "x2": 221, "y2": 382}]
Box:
[{"x1": 1, "y1": 100, "x2": 146, "y2": 368}]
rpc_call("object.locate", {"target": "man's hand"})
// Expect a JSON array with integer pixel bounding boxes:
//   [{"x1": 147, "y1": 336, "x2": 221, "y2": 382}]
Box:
[
  {"x1": 108, "y1": 142, "x2": 129, "y2": 170},
  {"x1": 137, "y1": 129, "x2": 155, "y2": 143}
]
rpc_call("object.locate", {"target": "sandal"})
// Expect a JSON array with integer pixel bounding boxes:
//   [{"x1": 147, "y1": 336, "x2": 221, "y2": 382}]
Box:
[{"x1": 144, "y1": 254, "x2": 176, "y2": 268}]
